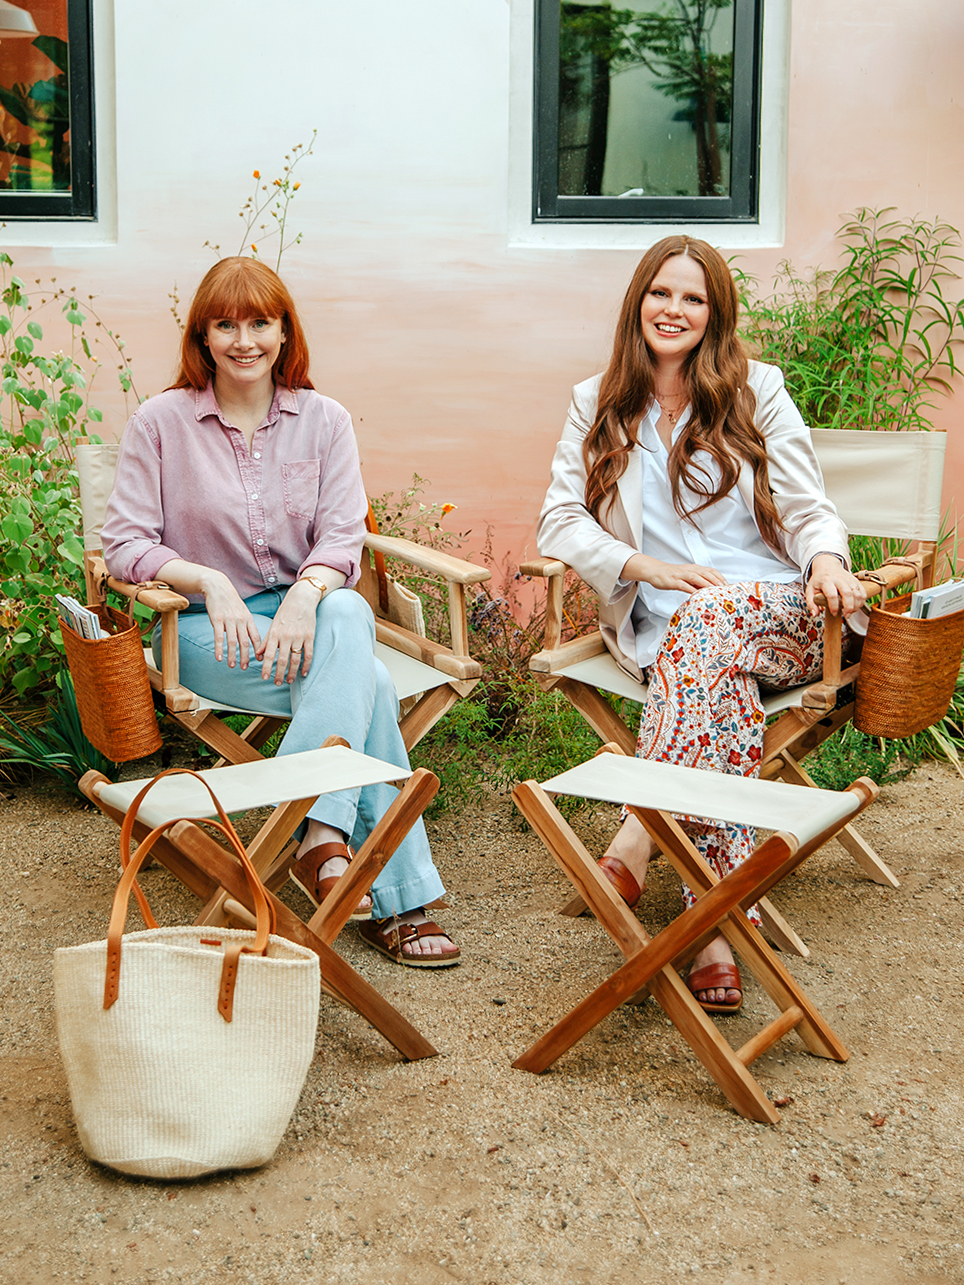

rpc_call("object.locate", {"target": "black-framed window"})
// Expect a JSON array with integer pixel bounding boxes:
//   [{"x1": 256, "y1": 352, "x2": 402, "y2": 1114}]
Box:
[
  {"x1": 534, "y1": 0, "x2": 762, "y2": 223},
  {"x1": 0, "y1": 0, "x2": 95, "y2": 220}
]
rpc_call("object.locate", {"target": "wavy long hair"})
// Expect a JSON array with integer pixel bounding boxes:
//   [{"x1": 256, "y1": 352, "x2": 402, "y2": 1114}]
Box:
[
  {"x1": 583, "y1": 236, "x2": 783, "y2": 546},
  {"x1": 172, "y1": 257, "x2": 313, "y2": 392}
]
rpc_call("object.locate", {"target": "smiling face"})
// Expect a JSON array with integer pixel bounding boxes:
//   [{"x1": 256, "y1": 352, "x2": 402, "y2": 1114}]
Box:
[
  {"x1": 204, "y1": 314, "x2": 285, "y2": 397},
  {"x1": 640, "y1": 254, "x2": 710, "y2": 368}
]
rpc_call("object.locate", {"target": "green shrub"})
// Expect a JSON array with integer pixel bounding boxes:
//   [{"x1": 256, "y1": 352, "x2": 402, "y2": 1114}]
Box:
[
  {"x1": 0, "y1": 252, "x2": 136, "y2": 699},
  {"x1": 739, "y1": 208, "x2": 964, "y2": 432}
]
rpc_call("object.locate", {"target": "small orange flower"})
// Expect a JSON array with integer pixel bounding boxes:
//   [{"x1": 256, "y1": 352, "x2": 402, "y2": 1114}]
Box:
[
  {"x1": 252, "y1": 170, "x2": 260, "y2": 179},
  {"x1": 273, "y1": 178, "x2": 282, "y2": 187},
  {"x1": 441, "y1": 503, "x2": 456, "y2": 515},
  {"x1": 250, "y1": 243, "x2": 257, "y2": 252},
  {"x1": 293, "y1": 182, "x2": 301, "y2": 190}
]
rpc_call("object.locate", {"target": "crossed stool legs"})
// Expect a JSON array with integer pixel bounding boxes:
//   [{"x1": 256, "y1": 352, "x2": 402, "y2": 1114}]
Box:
[{"x1": 512, "y1": 746, "x2": 877, "y2": 1122}]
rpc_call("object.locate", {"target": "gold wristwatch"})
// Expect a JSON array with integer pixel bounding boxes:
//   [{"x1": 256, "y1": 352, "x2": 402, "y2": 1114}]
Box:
[{"x1": 297, "y1": 576, "x2": 328, "y2": 597}]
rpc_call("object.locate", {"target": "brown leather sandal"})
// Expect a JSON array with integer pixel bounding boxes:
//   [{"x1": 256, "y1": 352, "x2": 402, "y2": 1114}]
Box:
[
  {"x1": 598, "y1": 854, "x2": 643, "y2": 909},
  {"x1": 687, "y1": 962, "x2": 743, "y2": 1014},
  {"x1": 288, "y1": 842, "x2": 372, "y2": 920},
  {"x1": 358, "y1": 912, "x2": 461, "y2": 969}
]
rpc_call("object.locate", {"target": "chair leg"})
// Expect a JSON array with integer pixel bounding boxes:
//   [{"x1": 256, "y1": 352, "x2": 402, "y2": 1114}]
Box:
[
  {"x1": 307, "y1": 768, "x2": 441, "y2": 944},
  {"x1": 168, "y1": 707, "x2": 267, "y2": 765},
  {"x1": 168, "y1": 819, "x2": 438, "y2": 1062},
  {"x1": 778, "y1": 751, "x2": 899, "y2": 887}
]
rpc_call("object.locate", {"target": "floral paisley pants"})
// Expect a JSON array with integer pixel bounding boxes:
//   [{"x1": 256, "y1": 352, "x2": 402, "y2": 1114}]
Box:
[{"x1": 636, "y1": 580, "x2": 824, "y2": 924}]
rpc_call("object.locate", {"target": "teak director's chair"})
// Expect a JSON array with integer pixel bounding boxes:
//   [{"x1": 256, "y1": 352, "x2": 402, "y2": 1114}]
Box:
[
  {"x1": 75, "y1": 441, "x2": 490, "y2": 768},
  {"x1": 523, "y1": 429, "x2": 947, "y2": 947},
  {"x1": 80, "y1": 742, "x2": 442, "y2": 1062},
  {"x1": 512, "y1": 746, "x2": 878, "y2": 1122}
]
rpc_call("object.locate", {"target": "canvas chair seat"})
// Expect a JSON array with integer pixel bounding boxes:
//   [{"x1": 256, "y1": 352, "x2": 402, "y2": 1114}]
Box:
[
  {"x1": 512, "y1": 747, "x2": 879, "y2": 1122},
  {"x1": 553, "y1": 648, "x2": 821, "y2": 718},
  {"x1": 137, "y1": 639, "x2": 452, "y2": 717}
]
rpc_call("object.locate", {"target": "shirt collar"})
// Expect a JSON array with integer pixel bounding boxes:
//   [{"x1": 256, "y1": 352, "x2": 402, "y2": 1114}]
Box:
[{"x1": 195, "y1": 381, "x2": 300, "y2": 427}]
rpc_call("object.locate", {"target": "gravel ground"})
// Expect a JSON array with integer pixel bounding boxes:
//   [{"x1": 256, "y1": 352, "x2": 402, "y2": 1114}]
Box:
[{"x1": 1, "y1": 762, "x2": 962, "y2": 1285}]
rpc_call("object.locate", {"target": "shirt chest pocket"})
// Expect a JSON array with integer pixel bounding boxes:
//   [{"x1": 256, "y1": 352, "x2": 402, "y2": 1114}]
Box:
[{"x1": 281, "y1": 460, "x2": 322, "y2": 520}]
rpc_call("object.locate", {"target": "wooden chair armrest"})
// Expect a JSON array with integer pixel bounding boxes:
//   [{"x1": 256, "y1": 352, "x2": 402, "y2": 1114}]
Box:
[
  {"x1": 87, "y1": 554, "x2": 190, "y2": 612},
  {"x1": 519, "y1": 556, "x2": 568, "y2": 579},
  {"x1": 363, "y1": 533, "x2": 490, "y2": 586},
  {"x1": 529, "y1": 631, "x2": 607, "y2": 674}
]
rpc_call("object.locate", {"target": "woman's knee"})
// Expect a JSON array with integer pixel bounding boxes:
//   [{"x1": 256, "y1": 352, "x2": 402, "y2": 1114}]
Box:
[{"x1": 313, "y1": 587, "x2": 376, "y2": 645}]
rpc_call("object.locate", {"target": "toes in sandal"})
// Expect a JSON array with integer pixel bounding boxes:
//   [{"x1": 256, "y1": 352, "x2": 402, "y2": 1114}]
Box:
[
  {"x1": 598, "y1": 854, "x2": 643, "y2": 909},
  {"x1": 289, "y1": 841, "x2": 372, "y2": 920},
  {"x1": 687, "y1": 962, "x2": 743, "y2": 1014},
  {"x1": 358, "y1": 913, "x2": 461, "y2": 969}
]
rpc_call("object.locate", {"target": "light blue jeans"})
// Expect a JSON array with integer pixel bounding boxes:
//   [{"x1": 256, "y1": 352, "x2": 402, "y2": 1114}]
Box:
[{"x1": 153, "y1": 587, "x2": 444, "y2": 917}]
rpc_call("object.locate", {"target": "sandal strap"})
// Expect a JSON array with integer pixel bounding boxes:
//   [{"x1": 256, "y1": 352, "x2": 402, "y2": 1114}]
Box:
[
  {"x1": 688, "y1": 962, "x2": 741, "y2": 993},
  {"x1": 374, "y1": 917, "x2": 450, "y2": 951}
]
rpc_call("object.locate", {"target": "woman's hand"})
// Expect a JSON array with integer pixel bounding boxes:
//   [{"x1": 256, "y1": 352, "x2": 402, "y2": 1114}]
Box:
[
  {"x1": 805, "y1": 555, "x2": 868, "y2": 618},
  {"x1": 257, "y1": 579, "x2": 323, "y2": 685},
  {"x1": 198, "y1": 571, "x2": 263, "y2": 669},
  {"x1": 622, "y1": 552, "x2": 727, "y2": 595},
  {"x1": 256, "y1": 569, "x2": 347, "y2": 685}
]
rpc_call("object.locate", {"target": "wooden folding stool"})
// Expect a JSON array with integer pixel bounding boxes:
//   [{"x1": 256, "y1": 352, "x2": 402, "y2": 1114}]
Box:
[
  {"x1": 511, "y1": 747, "x2": 878, "y2": 1122},
  {"x1": 80, "y1": 742, "x2": 441, "y2": 1062}
]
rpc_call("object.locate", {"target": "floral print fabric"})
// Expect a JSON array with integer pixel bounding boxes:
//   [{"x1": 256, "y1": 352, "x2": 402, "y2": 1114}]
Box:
[{"x1": 636, "y1": 581, "x2": 824, "y2": 922}]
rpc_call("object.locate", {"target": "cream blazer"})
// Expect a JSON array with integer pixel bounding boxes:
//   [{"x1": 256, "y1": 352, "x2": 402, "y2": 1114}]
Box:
[{"x1": 537, "y1": 361, "x2": 850, "y2": 682}]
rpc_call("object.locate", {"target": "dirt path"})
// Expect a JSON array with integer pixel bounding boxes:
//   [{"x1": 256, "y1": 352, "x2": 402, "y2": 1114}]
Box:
[{"x1": 1, "y1": 763, "x2": 962, "y2": 1284}]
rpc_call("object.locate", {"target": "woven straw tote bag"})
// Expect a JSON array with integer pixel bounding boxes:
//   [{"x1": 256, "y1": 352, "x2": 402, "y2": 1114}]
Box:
[
  {"x1": 854, "y1": 565, "x2": 964, "y2": 738},
  {"x1": 60, "y1": 593, "x2": 162, "y2": 762},
  {"x1": 54, "y1": 769, "x2": 320, "y2": 1179}
]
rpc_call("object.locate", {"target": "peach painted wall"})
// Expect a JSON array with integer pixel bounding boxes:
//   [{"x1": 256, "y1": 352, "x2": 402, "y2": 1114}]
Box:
[{"x1": 4, "y1": 0, "x2": 962, "y2": 571}]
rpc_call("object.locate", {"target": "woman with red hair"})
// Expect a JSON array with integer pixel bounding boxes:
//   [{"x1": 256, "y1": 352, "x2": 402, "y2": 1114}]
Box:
[
  {"x1": 539, "y1": 237, "x2": 866, "y2": 1011},
  {"x1": 103, "y1": 258, "x2": 459, "y2": 967}
]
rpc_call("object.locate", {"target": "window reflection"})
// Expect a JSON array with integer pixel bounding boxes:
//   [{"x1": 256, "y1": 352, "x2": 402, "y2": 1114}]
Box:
[
  {"x1": 558, "y1": 0, "x2": 735, "y2": 200},
  {"x1": 0, "y1": 0, "x2": 71, "y2": 194}
]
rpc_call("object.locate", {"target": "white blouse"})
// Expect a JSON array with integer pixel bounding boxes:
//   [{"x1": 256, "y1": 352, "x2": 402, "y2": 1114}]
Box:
[{"x1": 627, "y1": 399, "x2": 800, "y2": 667}]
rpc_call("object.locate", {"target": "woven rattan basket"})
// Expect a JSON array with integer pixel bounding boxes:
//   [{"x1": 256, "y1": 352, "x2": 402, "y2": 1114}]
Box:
[
  {"x1": 854, "y1": 592, "x2": 964, "y2": 738},
  {"x1": 61, "y1": 604, "x2": 162, "y2": 762}
]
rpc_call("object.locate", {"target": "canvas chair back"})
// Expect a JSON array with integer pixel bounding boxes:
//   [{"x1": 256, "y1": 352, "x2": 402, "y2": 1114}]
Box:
[{"x1": 811, "y1": 428, "x2": 946, "y2": 542}]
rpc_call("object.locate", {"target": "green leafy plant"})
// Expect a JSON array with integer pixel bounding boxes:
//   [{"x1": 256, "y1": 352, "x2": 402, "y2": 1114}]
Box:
[
  {"x1": 0, "y1": 252, "x2": 137, "y2": 698},
  {"x1": 0, "y1": 669, "x2": 119, "y2": 795},
  {"x1": 739, "y1": 209, "x2": 964, "y2": 432}
]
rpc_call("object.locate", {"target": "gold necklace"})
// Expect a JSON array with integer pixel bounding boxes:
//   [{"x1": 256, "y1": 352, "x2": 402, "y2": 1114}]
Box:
[{"x1": 655, "y1": 389, "x2": 688, "y2": 426}]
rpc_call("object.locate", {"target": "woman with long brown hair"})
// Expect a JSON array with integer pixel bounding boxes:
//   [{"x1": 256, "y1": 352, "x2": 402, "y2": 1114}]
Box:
[
  {"x1": 102, "y1": 257, "x2": 459, "y2": 967},
  {"x1": 538, "y1": 236, "x2": 866, "y2": 1011}
]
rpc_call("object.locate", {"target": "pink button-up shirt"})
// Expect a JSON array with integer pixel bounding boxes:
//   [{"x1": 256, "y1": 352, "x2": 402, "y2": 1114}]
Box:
[{"x1": 101, "y1": 383, "x2": 367, "y2": 601}]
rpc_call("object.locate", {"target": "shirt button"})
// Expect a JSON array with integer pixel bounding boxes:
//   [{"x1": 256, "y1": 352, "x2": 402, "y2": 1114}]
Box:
[
  {"x1": 267, "y1": 575, "x2": 277, "y2": 583},
  {"x1": 253, "y1": 451, "x2": 261, "y2": 459},
  {"x1": 251, "y1": 492, "x2": 258, "y2": 500},
  {"x1": 256, "y1": 539, "x2": 265, "y2": 546}
]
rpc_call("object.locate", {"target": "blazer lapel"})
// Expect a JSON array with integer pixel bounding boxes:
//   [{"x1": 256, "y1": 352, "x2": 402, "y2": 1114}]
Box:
[{"x1": 614, "y1": 444, "x2": 643, "y2": 551}]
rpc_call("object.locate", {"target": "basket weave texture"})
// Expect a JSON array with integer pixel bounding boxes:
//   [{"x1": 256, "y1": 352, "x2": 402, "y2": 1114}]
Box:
[
  {"x1": 61, "y1": 604, "x2": 162, "y2": 761},
  {"x1": 854, "y1": 593, "x2": 964, "y2": 738}
]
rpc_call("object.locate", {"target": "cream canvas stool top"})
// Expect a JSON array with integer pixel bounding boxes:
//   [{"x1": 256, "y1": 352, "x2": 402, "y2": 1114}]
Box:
[
  {"x1": 512, "y1": 747, "x2": 878, "y2": 1122},
  {"x1": 81, "y1": 742, "x2": 442, "y2": 1063}
]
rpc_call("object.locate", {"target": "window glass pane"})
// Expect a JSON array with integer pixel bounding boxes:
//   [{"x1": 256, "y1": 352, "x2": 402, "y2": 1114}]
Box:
[
  {"x1": 558, "y1": 0, "x2": 735, "y2": 200},
  {"x1": 0, "y1": 0, "x2": 72, "y2": 195}
]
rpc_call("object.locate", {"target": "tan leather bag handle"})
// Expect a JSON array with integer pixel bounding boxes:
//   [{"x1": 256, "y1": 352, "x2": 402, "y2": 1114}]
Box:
[{"x1": 104, "y1": 768, "x2": 276, "y2": 1022}]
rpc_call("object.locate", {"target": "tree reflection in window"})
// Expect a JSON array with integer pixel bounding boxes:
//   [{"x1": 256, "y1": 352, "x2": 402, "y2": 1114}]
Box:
[{"x1": 559, "y1": 0, "x2": 734, "y2": 201}]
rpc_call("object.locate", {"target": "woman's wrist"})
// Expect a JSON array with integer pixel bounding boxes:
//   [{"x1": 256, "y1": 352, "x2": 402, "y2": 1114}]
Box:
[{"x1": 295, "y1": 575, "x2": 329, "y2": 599}]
